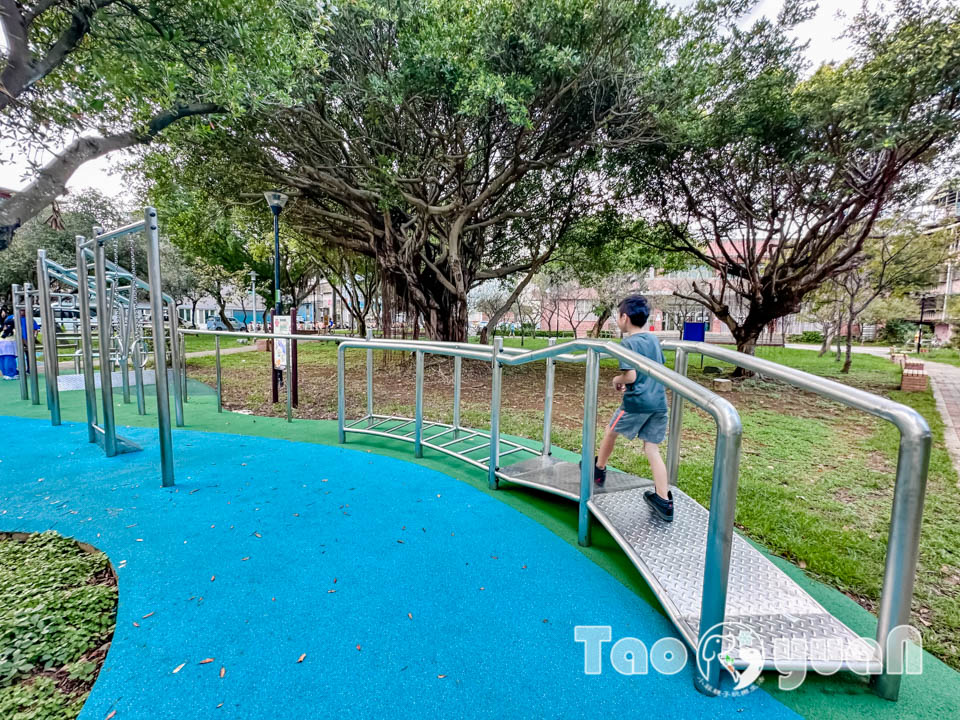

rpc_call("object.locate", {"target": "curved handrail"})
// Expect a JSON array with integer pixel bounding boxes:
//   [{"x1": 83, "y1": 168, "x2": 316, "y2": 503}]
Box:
[{"x1": 662, "y1": 339, "x2": 931, "y2": 700}]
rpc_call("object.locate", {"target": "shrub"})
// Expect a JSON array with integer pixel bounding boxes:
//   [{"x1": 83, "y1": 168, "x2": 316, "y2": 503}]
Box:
[
  {"x1": 789, "y1": 330, "x2": 824, "y2": 344},
  {"x1": 879, "y1": 318, "x2": 917, "y2": 345}
]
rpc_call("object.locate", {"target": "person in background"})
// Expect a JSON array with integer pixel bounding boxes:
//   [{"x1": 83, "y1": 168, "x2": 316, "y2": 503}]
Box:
[{"x1": 0, "y1": 315, "x2": 17, "y2": 379}]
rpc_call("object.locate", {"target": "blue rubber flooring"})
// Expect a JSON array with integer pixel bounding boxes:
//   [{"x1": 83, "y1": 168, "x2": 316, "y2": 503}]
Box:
[{"x1": 0, "y1": 416, "x2": 801, "y2": 719}]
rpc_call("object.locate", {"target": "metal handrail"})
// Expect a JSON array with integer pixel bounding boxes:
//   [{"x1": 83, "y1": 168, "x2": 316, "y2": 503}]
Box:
[
  {"x1": 334, "y1": 334, "x2": 742, "y2": 697},
  {"x1": 662, "y1": 339, "x2": 930, "y2": 700}
]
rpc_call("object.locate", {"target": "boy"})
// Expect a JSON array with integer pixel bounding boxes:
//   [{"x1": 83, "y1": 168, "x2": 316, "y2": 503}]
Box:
[{"x1": 594, "y1": 295, "x2": 674, "y2": 522}]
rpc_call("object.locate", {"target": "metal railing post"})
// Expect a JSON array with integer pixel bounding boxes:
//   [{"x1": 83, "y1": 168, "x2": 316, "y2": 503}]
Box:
[
  {"x1": 666, "y1": 347, "x2": 688, "y2": 485},
  {"x1": 414, "y1": 349, "x2": 424, "y2": 457},
  {"x1": 73, "y1": 244, "x2": 98, "y2": 439},
  {"x1": 488, "y1": 337, "x2": 503, "y2": 489},
  {"x1": 145, "y1": 207, "x2": 175, "y2": 486},
  {"x1": 215, "y1": 335, "x2": 222, "y2": 413},
  {"x1": 93, "y1": 240, "x2": 118, "y2": 456},
  {"x1": 24, "y1": 284, "x2": 40, "y2": 405},
  {"x1": 871, "y1": 432, "x2": 931, "y2": 700},
  {"x1": 285, "y1": 333, "x2": 293, "y2": 423},
  {"x1": 167, "y1": 300, "x2": 184, "y2": 426},
  {"x1": 366, "y1": 327, "x2": 374, "y2": 424},
  {"x1": 453, "y1": 354, "x2": 462, "y2": 439},
  {"x1": 578, "y1": 348, "x2": 599, "y2": 547},
  {"x1": 12, "y1": 285, "x2": 28, "y2": 401},
  {"x1": 37, "y1": 251, "x2": 60, "y2": 423},
  {"x1": 542, "y1": 337, "x2": 557, "y2": 455},
  {"x1": 121, "y1": 285, "x2": 133, "y2": 404},
  {"x1": 337, "y1": 344, "x2": 346, "y2": 443}
]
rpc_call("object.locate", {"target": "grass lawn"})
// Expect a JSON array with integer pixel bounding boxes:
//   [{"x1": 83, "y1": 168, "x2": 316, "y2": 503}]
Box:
[
  {"x1": 910, "y1": 348, "x2": 960, "y2": 368},
  {"x1": 0, "y1": 532, "x2": 116, "y2": 720},
  {"x1": 184, "y1": 339, "x2": 960, "y2": 670},
  {"x1": 181, "y1": 334, "x2": 251, "y2": 354}
]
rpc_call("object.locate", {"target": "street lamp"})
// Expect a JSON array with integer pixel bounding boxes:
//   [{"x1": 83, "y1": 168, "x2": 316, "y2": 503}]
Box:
[{"x1": 263, "y1": 191, "x2": 289, "y2": 321}]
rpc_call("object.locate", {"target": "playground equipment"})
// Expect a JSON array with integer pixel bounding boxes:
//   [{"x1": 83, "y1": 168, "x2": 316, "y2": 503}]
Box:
[
  {"x1": 18, "y1": 207, "x2": 181, "y2": 485},
  {"x1": 173, "y1": 327, "x2": 929, "y2": 701}
]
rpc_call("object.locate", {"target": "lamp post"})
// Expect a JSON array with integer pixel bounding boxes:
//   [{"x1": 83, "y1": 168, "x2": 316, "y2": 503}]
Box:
[
  {"x1": 264, "y1": 191, "x2": 289, "y2": 403},
  {"x1": 263, "y1": 191, "x2": 289, "y2": 320}
]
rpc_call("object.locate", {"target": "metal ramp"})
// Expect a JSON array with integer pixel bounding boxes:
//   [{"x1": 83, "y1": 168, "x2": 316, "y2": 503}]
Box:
[{"x1": 341, "y1": 420, "x2": 880, "y2": 674}]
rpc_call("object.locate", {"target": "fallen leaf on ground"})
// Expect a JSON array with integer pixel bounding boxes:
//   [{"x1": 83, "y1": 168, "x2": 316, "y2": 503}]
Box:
[
  {"x1": 132, "y1": 622, "x2": 139, "y2": 627},
  {"x1": 211, "y1": 575, "x2": 215, "y2": 582},
  {"x1": 298, "y1": 653, "x2": 306, "y2": 663},
  {"x1": 172, "y1": 663, "x2": 185, "y2": 674},
  {"x1": 199, "y1": 658, "x2": 214, "y2": 664},
  {"x1": 241, "y1": 557, "x2": 250, "y2": 561},
  {"x1": 407, "y1": 613, "x2": 413, "y2": 620},
  {"x1": 356, "y1": 645, "x2": 361, "y2": 651},
  {"x1": 328, "y1": 589, "x2": 337, "y2": 594},
  {"x1": 437, "y1": 674, "x2": 446, "y2": 679},
  {"x1": 216, "y1": 703, "x2": 223, "y2": 708},
  {"x1": 105, "y1": 711, "x2": 116, "y2": 720},
  {"x1": 254, "y1": 532, "x2": 261, "y2": 538},
  {"x1": 219, "y1": 666, "x2": 226, "y2": 678},
  {"x1": 142, "y1": 612, "x2": 155, "y2": 619}
]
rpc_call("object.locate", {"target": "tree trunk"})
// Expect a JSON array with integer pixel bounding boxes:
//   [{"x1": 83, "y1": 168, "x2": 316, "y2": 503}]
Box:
[
  {"x1": 818, "y1": 321, "x2": 834, "y2": 357},
  {"x1": 842, "y1": 320, "x2": 854, "y2": 373},
  {"x1": 590, "y1": 307, "x2": 611, "y2": 337}
]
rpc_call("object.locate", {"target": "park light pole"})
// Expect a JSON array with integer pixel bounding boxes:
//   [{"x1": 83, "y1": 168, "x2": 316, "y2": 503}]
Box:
[{"x1": 263, "y1": 191, "x2": 289, "y2": 321}]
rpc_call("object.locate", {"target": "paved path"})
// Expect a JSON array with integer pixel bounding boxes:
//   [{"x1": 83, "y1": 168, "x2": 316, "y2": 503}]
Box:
[{"x1": 184, "y1": 344, "x2": 259, "y2": 359}]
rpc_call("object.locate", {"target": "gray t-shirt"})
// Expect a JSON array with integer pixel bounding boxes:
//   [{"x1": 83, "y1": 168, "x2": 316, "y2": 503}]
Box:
[{"x1": 619, "y1": 332, "x2": 668, "y2": 414}]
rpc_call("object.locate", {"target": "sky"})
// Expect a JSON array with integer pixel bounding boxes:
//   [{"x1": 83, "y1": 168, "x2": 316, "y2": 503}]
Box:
[{"x1": 0, "y1": 0, "x2": 865, "y2": 202}]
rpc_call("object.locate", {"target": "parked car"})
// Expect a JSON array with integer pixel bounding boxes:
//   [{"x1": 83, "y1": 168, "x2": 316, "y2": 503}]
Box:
[{"x1": 205, "y1": 317, "x2": 233, "y2": 331}]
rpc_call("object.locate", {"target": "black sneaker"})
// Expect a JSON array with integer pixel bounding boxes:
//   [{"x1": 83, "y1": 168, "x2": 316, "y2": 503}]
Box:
[
  {"x1": 644, "y1": 490, "x2": 674, "y2": 522},
  {"x1": 594, "y1": 463, "x2": 607, "y2": 487},
  {"x1": 578, "y1": 457, "x2": 607, "y2": 486}
]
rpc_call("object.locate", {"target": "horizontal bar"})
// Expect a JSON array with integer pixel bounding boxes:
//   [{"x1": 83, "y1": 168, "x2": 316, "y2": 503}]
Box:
[
  {"x1": 435, "y1": 432, "x2": 480, "y2": 448},
  {"x1": 95, "y1": 220, "x2": 146, "y2": 243}
]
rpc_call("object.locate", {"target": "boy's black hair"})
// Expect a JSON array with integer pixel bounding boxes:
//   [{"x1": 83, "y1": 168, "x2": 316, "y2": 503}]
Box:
[{"x1": 618, "y1": 294, "x2": 650, "y2": 328}]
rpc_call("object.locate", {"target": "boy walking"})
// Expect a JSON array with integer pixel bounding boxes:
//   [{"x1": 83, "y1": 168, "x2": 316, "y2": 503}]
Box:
[{"x1": 593, "y1": 295, "x2": 674, "y2": 522}]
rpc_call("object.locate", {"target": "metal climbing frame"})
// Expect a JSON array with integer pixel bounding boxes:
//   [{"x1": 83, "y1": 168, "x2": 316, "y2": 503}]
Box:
[
  {"x1": 26, "y1": 208, "x2": 180, "y2": 486},
  {"x1": 661, "y1": 340, "x2": 931, "y2": 701}
]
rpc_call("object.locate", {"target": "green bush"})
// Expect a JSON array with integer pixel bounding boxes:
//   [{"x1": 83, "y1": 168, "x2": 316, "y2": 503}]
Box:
[
  {"x1": 789, "y1": 330, "x2": 824, "y2": 344},
  {"x1": 879, "y1": 318, "x2": 917, "y2": 345}
]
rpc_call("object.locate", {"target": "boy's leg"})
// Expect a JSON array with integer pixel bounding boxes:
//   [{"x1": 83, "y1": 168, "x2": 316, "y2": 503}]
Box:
[
  {"x1": 644, "y1": 441, "x2": 670, "y2": 500},
  {"x1": 596, "y1": 426, "x2": 618, "y2": 469}
]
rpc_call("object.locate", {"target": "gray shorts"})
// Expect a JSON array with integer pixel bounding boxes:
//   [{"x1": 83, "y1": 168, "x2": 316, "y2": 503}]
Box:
[{"x1": 608, "y1": 407, "x2": 668, "y2": 444}]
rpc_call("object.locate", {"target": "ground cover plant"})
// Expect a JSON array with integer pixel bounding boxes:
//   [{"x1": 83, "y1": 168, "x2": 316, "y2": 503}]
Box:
[{"x1": 0, "y1": 532, "x2": 117, "y2": 720}]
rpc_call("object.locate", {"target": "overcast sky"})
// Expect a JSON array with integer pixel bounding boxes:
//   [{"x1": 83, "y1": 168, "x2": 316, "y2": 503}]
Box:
[{"x1": 0, "y1": 1, "x2": 863, "y2": 201}]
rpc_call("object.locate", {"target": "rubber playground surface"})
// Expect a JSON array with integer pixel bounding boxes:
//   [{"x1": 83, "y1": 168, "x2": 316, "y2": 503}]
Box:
[{"x1": 1, "y1": 379, "x2": 959, "y2": 719}]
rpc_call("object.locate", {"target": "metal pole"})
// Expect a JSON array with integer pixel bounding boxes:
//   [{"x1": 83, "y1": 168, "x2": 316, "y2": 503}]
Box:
[
  {"x1": 145, "y1": 207, "x2": 175, "y2": 487},
  {"x1": 121, "y1": 280, "x2": 135, "y2": 404},
  {"x1": 93, "y1": 240, "x2": 118, "y2": 456},
  {"x1": 12, "y1": 285, "x2": 28, "y2": 401},
  {"x1": 942, "y1": 263, "x2": 952, "y2": 322},
  {"x1": 73, "y1": 245, "x2": 98, "y2": 438},
  {"x1": 578, "y1": 348, "x2": 599, "y2": 546},
  {"x1": 666, "y1": 348, "x2": 688, "y2": 485},
  {"x1": 453, "y1": 354, "x2": 462, "y2": 439},
  {"x1": 37, "y1": 251, "x2": 60, "y2": 421},
  {"x1": 181, "y1": 329, "x2": 188, "y2": 403},
  {"x1": 337, "y1": 344, "x2": 346, "y2": 443},
  {"x1": 488, "y1": 337, "x2": 503, "y2": 490},
  {"x1": 542, "y1": 337, "x2": 556, "y2": 455},
  {"x1": 273, "y1": 209, "x2": 282, "y2": 317},
  {"x1": 694, "y1": 410, "x2": 743, "y2": 696},
  {"x1": 251, "y1": 270, "x2": 257, "y2": 330},
  {"x1": 23, "y1": 283, "x2": 40, "y2": 405},
  {"x1": 871, "y1": 431, "x2": 931, "y2": 700},
  {"x1": 133, "y1": 341, "x2": 146, "y2": 415},
  {"x1": 285, "y1": 331, "x2": 293, "y2": 423},
  {"x1": 215, "y1": 335, "x2": 222, "y2": 413},
  {"x1": 414, "y1": 349, "x2": 424, "y2": 458},
  {"x1": 365, "y1": 327, "x2": 373, "y2": 424},
  {"x1": 167, "y1": 300, "x2": 184, "y2": 426}
]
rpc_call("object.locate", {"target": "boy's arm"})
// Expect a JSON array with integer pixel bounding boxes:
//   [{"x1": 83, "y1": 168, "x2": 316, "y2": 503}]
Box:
[{"x1": 621, "y1": 369, "x2": 637, "y2": 384}]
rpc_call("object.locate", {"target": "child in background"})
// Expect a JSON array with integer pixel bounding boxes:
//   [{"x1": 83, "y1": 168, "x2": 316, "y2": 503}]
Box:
[
  {"x1": 0, "y1": 315, "x2": 18, "y2": 379},
  {"x1": 593, "y1": 295, "x2": 674, "y2": 522}
]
